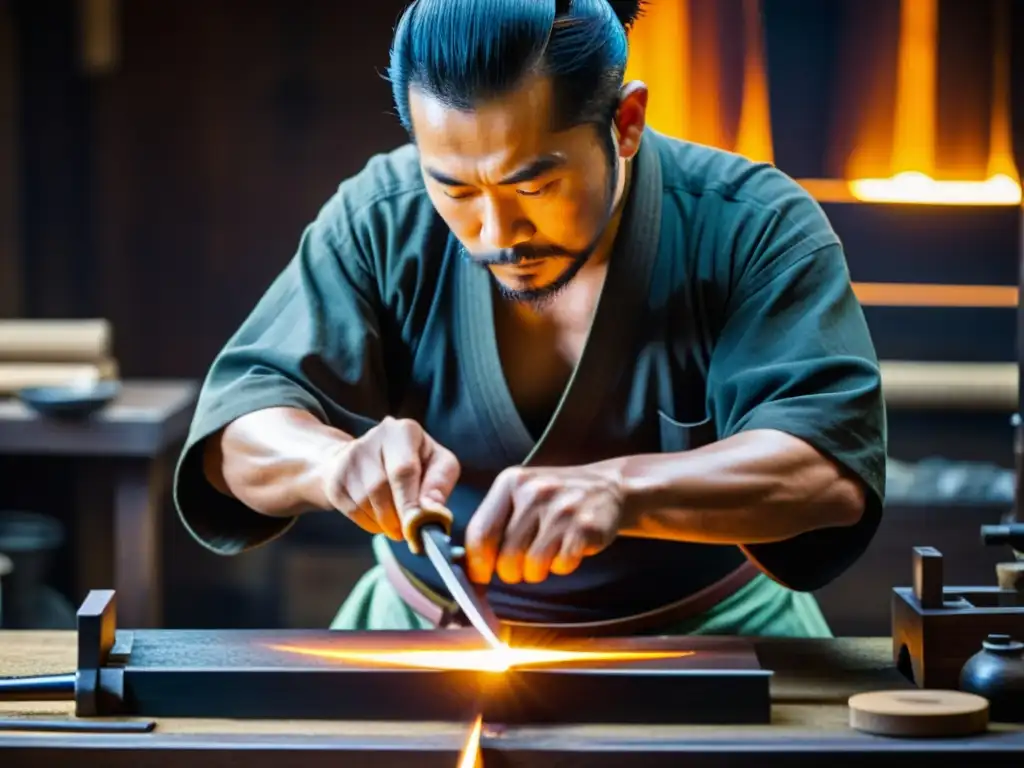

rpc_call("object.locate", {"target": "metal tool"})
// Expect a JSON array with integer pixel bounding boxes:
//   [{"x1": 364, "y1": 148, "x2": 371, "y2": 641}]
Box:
[
  {"x1": 0, "y1": 672, "x2": 74, "y2": 700},
  {"x1": 981, "y1": 523, "x2": 1024, "y2": 551},
  {"x1": 0, "y1": 718, "x2": 155, "y2": 733},
  {"x1": 402, "y1": 504, "x2": 505, "y2": 649}
]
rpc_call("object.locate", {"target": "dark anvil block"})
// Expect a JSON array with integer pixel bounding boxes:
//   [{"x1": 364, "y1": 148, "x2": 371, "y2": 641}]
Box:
[{"x1": 73, "y1": 590, "x2": 771, "y2": 725}]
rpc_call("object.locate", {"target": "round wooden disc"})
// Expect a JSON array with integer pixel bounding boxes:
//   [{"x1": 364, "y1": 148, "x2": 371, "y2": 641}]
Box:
[{"x1": 849, "y1": 690, "x2": 989, "y2": 738}]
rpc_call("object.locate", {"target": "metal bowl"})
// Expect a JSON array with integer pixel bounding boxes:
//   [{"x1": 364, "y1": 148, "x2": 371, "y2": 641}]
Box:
[{"x1": 15, "y1": 379, "x2": 121, "y2": 419}]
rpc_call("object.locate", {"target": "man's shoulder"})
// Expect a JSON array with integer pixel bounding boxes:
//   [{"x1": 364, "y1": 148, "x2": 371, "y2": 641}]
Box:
[
  {"x1": 308, "y1": 143, "x2": 449, "y2": 310},
  {"x1": 650, "y1": 132, "x2": 843, "y2": 296},
  {"x1": 652, "y1": 132, "x2": 810, "y2": 208},
  {"x1": 325, "y1": 142, "x2": 433, "y2": 229},
  {"x1": 652, "y1": 132, "x2": 838, "y2": 251}
]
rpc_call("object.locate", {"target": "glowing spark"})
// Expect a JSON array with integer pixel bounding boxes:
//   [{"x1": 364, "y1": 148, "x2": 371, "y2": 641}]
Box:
[
  {"x1": 457, "y1": 715, "x2": 484, "y2": 768},
  {"x1": 268, "y1": 643, "x2": 693, "y2": 672}
]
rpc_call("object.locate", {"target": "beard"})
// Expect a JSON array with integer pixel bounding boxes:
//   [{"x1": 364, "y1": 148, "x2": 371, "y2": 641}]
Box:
[{"x1": 461, "y1": 130, "x2": 621, "y2": 307}]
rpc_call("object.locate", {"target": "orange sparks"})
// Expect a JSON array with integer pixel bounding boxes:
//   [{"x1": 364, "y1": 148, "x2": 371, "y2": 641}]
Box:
[
  {"x1": 457, "y1": 715, "x2": 484, "y2": 768},
  {"x1": 267, "y1": 641, "x2": 696, "y2": 766},
  {"x1": 267, "y1": 642, "x2": 693, "y2": 672}
]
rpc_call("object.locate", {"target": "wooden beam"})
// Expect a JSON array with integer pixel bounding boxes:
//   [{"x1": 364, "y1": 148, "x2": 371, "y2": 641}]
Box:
[
  {"x1": 78, "y1": 0, "x2": 119, "y2": 76},
  {"x1": 881, "y1": 360, "x2": 1018, "y2": 410},
  {"x1": 0, "y1": 0, "x2": 21, "y2": 317}
]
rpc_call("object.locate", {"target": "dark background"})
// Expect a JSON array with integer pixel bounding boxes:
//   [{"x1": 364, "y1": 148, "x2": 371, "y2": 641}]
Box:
[
  {"x1": 6, "y1": 0, "x2": 1023, "y2": 373},
  {"x1": 1, "y1": 0, "x2": 1022, "y2": 631}
]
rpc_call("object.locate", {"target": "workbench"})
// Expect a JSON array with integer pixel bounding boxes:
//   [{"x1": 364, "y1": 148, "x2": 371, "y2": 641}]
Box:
[
  {"x1": 0, "y1": 380, "x2": 198, "y2": 628},
  {"x1": 1, "y1": 631, "x2": 1022, "y2": 766}
]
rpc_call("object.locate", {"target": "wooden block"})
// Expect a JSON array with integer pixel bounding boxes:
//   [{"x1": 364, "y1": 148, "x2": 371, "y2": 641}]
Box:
[
  {"x1": 849, "y1": 689, "x2": 989, "y2": 737},
  {"x1": 996, "y1": 562, "x2": 1024, "y2": 593},
  {"x1": 892, "y1": 582, "x2": 1024, "y2": 689},
  {"x1": 75, "y1": 589, "x2": 117, "y2": 717},
  {"x1": 913, "y1": 546, "x2": 944, "y2": 609}
]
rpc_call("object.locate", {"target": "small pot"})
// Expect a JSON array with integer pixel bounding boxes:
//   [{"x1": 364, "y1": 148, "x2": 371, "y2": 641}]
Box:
[
  {"x1": 0, "y1": 511, "x2": 75, "y2": 629},
  {"x1": 959, "y1": 634, "x2": 1024, "y2": 723}
]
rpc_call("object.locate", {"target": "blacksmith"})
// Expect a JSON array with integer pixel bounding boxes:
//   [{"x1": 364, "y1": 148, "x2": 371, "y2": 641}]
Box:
[{"x1": 173, "y1": 0, "x2": 886, "y2": 639}]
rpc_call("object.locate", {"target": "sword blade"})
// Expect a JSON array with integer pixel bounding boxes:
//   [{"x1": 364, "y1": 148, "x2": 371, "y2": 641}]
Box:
[{"x1": 420, "y1": 525, "x2": 504, "y2": 649}]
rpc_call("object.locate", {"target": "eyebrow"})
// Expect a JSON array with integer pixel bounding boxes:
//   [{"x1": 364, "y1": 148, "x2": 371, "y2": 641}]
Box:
[{"x1": 425, "y1": 154, "x2": 566, "y2": 187}]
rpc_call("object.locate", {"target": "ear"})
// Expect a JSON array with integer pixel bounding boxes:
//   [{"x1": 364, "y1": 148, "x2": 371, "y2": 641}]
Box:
[{"x1": 613, "y1": 80, "x2": 648, "y2": 159}]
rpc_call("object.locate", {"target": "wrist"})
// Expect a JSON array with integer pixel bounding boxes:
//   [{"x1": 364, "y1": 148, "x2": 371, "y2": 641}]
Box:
[
  {"x1": 593, "y1": 453, "x2": 673, "y2": 535},
  {"x1": 301, "y1": 426, "x2": 355, "y2": 512},
  {"x1": 215, "y1": 407, "x2": 356, "y2": 518}
]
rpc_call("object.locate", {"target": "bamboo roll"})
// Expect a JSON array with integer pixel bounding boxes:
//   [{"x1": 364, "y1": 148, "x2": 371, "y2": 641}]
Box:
[
  {"x1": 880, "y1": 361, "x2": 1017, "y2": 410},
  {"x1": 0, "y1": 319, "x2": 112, "y2": 363}
]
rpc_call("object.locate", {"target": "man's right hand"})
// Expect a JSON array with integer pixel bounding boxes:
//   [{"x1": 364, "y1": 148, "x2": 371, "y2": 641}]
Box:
[{"x1": 318, "y1": 417, "x2": 462, "y2": 541}]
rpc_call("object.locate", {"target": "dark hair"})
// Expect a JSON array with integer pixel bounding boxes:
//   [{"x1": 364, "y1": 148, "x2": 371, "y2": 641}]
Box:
[{"x1": 387, "y1": 0, "x2": 647, "y2": 136}]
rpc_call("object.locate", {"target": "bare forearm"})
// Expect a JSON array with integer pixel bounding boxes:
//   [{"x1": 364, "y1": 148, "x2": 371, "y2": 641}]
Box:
[
  {"x1": 203, "y1": 407, "x2": 353, "y2": 518},
  {"x1": 610, "y1": 429, "x2": 866, "y2": 544}
]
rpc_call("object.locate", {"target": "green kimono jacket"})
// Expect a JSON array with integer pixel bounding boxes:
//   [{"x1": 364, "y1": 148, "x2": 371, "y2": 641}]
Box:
[{"x1": 173, "y1": 128, "x2": 887, "y2": 625}]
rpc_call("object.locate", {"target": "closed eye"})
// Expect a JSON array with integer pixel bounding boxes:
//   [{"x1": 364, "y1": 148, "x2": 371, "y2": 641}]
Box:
[
  {"x1": 517, "y1": 180, "x2": 558, "y2": 198},
  {"x1": 442, "y1": 188, "x2": 476, "y2": 201}
]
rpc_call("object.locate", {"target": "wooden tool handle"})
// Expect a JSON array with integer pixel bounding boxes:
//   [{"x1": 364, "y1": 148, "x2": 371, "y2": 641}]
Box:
[{"x1": 401, "y1": 501, "x2": 454, "y2": 555}]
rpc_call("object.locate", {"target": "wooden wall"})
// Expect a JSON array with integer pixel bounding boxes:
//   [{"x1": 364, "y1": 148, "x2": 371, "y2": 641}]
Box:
[
  {"x1": 12, "y1": 0, "x2": 410, "y2": 377},
  {"x1": 6, "y1": 0, "x2": 414, "y2": 627},
  {"x1": 0, "y1": 0, "x2": 20, "y2": 317},
  {"x1": 7, "y1": 0, "x2": 1024, "y2": 381}
]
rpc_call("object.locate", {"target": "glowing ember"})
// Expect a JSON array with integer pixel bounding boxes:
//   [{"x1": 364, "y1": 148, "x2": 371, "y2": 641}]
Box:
[
  {"x1": 268, "y1": 643, "x2": 692, "y2": 672},
  {"x1": 848, "y1": 172, "x2": 1021, "y2": 206},
  {"x1": 457, "y1": 715, "x2": 484, "y2": 768}
]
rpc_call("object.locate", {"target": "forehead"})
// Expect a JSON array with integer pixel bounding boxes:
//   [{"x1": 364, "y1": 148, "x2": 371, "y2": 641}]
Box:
[{"x1": 408, "y1": 74, "x2": 564, "y2": 177}]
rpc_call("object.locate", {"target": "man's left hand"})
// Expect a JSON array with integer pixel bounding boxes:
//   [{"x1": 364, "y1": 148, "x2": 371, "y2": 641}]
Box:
[{"x1": 464, "y1": 464, "x2": 627, "y2": 584}]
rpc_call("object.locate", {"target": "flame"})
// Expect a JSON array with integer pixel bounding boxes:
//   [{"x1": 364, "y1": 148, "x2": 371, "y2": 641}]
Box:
[
  {"x1": 268, "y1": 642, "x2": 691, "y2": 672},
  {"x1": 843, "y1": 0, "x2": 1021, "y2": 205},
  {"x1": 624, "y1": 0, "x2": 772, "y2": 161},
  {"x1": 891, "y1": 0, "x2": 937, "y2": 176},
  {"x1": 625, "y1": 0, "x2": 1021, "y2": 206},
  {"x1": 457, "y1": 715, "x2": 484, "y2": 768},
  {"x1": 624, "y1": 0, "x2": 690, "y2": 142},
  {"x1": 848, "y1": 171, "x2": 1021, "y2": 205},
  {"x1": 732, "y1": 0, "x2": 774, "y2": 164}
]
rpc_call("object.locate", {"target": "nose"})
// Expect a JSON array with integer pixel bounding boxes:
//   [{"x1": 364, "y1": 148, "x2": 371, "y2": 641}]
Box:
[{"x1": 479, "y1": 195, "x2": 533, "y2": 250}]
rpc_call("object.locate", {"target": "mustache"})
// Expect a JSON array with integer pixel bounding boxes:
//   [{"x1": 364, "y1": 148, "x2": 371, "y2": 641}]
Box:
[{"x1": 464, "y1": 245, "x2": 572, "y2": 266}]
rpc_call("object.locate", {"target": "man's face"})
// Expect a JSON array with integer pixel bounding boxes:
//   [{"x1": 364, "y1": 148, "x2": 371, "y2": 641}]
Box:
[{"x1": 409, "y1": 74, "x2": 639, "y2": 303}]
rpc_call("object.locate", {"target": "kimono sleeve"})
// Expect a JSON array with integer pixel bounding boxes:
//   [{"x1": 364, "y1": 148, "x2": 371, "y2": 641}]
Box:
[
  {"x1": 707, "y1": 239, "x2": 888, "y2": 592},
  {"x1": 173, "y1": 198, "x2": 391, "y2": 556}
]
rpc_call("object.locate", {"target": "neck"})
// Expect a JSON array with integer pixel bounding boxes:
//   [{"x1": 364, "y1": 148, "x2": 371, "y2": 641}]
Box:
[{"x1": 588, "y1": 154, "x2": 634, "y2": 268}]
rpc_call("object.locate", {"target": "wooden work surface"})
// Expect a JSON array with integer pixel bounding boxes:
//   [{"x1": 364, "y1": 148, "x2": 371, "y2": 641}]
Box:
[{"x1": 1, "y1": 630, "x2": 1023, "y2": 767}]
